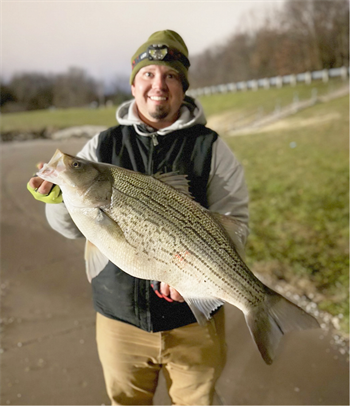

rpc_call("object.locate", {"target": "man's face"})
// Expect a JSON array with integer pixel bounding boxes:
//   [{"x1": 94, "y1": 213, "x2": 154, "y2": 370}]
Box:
[{"x1": 131, "y1": 65, "x2": 185, "y2": 129}]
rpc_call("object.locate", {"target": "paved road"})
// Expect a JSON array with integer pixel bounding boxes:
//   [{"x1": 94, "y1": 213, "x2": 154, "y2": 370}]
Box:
[{"x1": 1, "y1": 139, "x2": 348, "y2": 405}]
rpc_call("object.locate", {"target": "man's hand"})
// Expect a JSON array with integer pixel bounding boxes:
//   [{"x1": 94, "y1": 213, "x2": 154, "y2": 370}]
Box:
[
  {"x1": 160, "y1": 282, "x2": 185, "y2": 302},
  {"x1": 27, "y1": 162, "x2": 62, "y2": 204},
  {"x1": 151, "y1": 281, "x2": 185, "y2": 303},
  {"x1": 28, "y1": 176, "x2": 55, "y2": 195},
  {"x1": 28, "y1": 162, "x2": 54, "y2": 194}
]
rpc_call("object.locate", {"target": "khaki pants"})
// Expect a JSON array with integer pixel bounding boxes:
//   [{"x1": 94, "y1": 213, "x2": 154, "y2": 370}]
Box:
[{"x1": 96, "y1": 308, "x2": 227, "y2": 405}]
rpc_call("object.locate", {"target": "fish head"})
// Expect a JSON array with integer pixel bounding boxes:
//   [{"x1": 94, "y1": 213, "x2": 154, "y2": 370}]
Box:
[{"x1": 37, "y1": 149, "x2": 113, "y2": 208}]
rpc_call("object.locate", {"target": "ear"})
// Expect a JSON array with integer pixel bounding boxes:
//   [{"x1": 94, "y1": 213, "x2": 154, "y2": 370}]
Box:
[{"x1": 131, "y1": 84, "x2": 136, "y2": 97}]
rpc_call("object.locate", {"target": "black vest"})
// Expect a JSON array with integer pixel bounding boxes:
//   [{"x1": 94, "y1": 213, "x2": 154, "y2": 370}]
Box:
[{"x1": 91, "y1": 124, "x2": 218, "y2": 332}]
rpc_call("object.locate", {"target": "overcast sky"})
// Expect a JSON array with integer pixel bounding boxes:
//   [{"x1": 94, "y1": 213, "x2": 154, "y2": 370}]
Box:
[{"x1": 1, "y1": 1, "x2": 284, "y2": 85}]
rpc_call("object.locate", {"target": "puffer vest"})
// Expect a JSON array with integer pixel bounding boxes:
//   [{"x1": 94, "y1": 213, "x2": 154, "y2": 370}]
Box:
[{"x1": 91, "y1": 123, "x2": 218, "y2": 332}]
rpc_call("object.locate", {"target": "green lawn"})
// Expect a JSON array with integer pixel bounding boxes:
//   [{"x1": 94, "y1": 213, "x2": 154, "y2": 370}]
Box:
[
  {"x1": 225, "y1": 95, "x2": 349, "y2": 333},
  {"x1": 0, "y1": 106, "x2": 118, "y2": 133},
  {"x1": 198, "y1": 79, "x2": 347, "y2": 117}
]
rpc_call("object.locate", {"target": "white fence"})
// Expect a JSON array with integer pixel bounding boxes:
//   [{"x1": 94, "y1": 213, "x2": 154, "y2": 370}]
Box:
[{"x1": 187, "y1": 66, "x2": 349, "y2": 97}]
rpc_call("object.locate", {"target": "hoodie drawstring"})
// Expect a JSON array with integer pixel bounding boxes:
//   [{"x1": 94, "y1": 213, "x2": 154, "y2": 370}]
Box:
[{"x1": 151, "y1": 133, "x2": 159, "y2": 146}]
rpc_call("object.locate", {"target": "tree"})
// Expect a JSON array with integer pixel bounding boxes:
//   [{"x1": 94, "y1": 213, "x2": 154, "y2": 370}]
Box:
[
  {"x1": 53, "y1": 67, "x2": 98, "y2": 108},
  {"x1": 280, "y1": 0, "x2": 349, "y2": 70},
  {"x1": 0, "y1": 81, "x2": 17, "y2": 109},
  {"x1": 189, "y1": 0, "x2": 349, "y2": 89},
  {"x1": 7, "y1": 73, "x2": 54, "y2": 111},
  {"x1": 106, "y1": 75, "x2": 132, "y2": 105}
]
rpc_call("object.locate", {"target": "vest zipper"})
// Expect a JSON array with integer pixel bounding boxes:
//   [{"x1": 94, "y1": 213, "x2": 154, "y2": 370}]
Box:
[
  {"x1": 146, "y1": 132, "x2": 158, "y2": 331},
  {"x1": 147, "y1": 133, "x2": 158, "y2": 175}
]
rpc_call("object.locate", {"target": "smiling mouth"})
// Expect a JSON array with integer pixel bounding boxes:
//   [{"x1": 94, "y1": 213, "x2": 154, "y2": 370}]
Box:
[{"x1": 149, "y1": 96, "x2": 168, "y2": 101}]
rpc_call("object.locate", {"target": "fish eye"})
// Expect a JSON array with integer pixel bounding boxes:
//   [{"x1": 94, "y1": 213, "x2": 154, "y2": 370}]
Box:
[{"x1": 72, "y1": 161, "x2": 82, "y2": 169}]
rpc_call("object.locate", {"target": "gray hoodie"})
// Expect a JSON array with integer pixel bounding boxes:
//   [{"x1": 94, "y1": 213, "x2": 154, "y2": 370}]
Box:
[{"x1": 46, "y1": 97, "x2": 249, "y2": 248}]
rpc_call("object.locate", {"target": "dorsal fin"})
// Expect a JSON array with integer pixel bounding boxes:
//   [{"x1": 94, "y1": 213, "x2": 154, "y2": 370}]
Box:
[{"x1": 153, "y1": 172, "x2": 194, "y2": 199}]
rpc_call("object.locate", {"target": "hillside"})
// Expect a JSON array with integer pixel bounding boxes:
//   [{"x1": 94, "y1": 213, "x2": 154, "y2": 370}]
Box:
[{"x1": 221, "y1": 94, "x2": 349, "y2": 338}]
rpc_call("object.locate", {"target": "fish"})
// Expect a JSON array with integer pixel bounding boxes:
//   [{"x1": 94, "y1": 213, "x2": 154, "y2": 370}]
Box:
[{"x1": 37, "y1": 149, "x2": 320, "y2": 365}]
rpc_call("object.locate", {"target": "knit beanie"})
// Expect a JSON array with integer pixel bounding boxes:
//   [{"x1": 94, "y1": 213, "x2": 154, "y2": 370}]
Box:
[{"x1": 130, "y1": 30, "x2": 190, "y2": 91}]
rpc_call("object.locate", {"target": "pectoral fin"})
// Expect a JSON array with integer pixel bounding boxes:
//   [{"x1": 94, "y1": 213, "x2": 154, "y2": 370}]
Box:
[{"x1": 84, "y1": 239, "x2": 109, "y2": 282}]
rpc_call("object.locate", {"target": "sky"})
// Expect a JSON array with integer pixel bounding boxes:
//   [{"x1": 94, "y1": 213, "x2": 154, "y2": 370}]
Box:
[{"x1": 1, "y1": 1, "x2": 285, "y2": 86}]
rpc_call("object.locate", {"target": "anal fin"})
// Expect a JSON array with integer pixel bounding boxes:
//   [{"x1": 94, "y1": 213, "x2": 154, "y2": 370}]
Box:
[{"x1": 182, "y1": 295, "x2": 224, "y2": 326}]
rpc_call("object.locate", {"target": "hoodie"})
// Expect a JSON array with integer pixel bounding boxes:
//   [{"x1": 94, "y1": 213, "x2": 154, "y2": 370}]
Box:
[{"x1": 46, "y1": 97, "x2": 249, "y2": 240}]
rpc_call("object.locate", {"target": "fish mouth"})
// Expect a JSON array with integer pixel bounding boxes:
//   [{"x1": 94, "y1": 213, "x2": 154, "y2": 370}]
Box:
[{"x1": 37, "y1": 149, "x2": 66, "y2": 182}]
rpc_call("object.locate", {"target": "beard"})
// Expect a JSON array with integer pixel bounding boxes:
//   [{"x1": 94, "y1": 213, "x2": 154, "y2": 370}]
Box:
[{"x1": 149, "y1": 105, "x2": 170, "y2": 120}]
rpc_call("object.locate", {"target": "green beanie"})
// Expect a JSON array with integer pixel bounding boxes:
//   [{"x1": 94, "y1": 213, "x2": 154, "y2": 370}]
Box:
[{"x1": 130, "y1": 30, "x2": 190, "y2": 92}]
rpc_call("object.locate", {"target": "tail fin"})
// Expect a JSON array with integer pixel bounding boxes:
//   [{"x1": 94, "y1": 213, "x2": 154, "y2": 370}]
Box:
[{"x1": 245, "y1": 289, "x2": 320, "y2": 365}]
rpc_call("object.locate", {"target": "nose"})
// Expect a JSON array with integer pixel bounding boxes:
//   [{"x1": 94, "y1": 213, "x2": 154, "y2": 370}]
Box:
[{"x1": 152, "y1": 73, "x2": 167, "y2": 91}]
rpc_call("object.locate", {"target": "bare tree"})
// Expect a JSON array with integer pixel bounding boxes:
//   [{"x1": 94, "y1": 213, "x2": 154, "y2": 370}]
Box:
[
  {"x1": 190, "y1": 0, "x2": 349, "y2": 89},
  {"x1": 0, "y1": 80, "x2": 17, "y2": 111},
  {"x1": 7, "y1": 73, "x2": 54, "y2": 111},
  {"x1": 280, "y1": 0, "x2": 349, "y2": 70},
  {"x1": 53, "y1": 67, "x2": 98, "y2": 108},
  {"x1": 106, "y1": 75, "x2": 132, "y2": 105}
]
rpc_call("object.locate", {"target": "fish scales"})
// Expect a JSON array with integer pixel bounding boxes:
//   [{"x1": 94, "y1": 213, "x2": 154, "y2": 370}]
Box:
[
  {"x1": 111, "y1": 170, "x2": 260, "y2": 306},
  {"x1": 37, "y1": 150, "x2": 320, "y2": 365},
  {"x1": 106, "y1": 166, "x2": 266, "y2": 306}
]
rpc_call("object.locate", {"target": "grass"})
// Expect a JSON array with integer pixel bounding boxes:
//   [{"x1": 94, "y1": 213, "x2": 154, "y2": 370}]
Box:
[
  {"x1": 223, "y1": 95, "x2": 349, "y2": 333},
  {"x1": 198, "y1": 79, "x2": 347, "y2": 118},
  {"x1": 0, "y1": 105, "x2": 118, "y2": 133}
]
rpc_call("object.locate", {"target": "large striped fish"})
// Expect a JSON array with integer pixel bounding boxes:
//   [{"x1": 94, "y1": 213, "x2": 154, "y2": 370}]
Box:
[{"x1": 38, "y1": 149, "x2": 320, "y2": 364}]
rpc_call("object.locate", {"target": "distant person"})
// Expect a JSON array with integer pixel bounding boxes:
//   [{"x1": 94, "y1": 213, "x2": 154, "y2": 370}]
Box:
[{"x1": 28, "y1": 30, "x2": 249, "y2": 405}]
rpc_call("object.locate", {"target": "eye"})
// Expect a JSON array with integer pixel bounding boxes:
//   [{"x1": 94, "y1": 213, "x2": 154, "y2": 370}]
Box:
[
  {"x1": 72, "y1": 161, "x2": 82, "y2": 169},
  {"x1": 167, "y1": 72, "x2": 180, "y2": 81}
]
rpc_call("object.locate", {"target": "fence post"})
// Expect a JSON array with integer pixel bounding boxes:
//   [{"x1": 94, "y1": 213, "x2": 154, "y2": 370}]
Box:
[
  {"x1": 290, "y1": 75, "x2": 296, "y2": 87},
  {"x1": 228, "y1": 83, "x2": 237, "y2": 92},
  {"x1": 305, "y1": 71, "x2": 312, "y2": 84},
  {"x1": 293, "y1": 92, "x2": 299, "y2": 112},
  {"x1": 276, "y1": 76, "x2": 282, "y2": 88},
  {"x1": 263, "y1": 78, "x2": 270, "y2": 89},
  {"x1": 322, "y1": 69, "x2": 329, "y2": 83},
  {"x1": 340, "y1": 66, "x2": 348, "y2": 80}
]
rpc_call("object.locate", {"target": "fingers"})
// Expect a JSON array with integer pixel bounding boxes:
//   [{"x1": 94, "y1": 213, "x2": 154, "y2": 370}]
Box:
[
  {"x1": 160, "y1": 282, "x2": 185, "y2": 303},
  {"x1": 29, "y1": 162, "x2": 53, "y2": 195},
  {"x1": 160, "y1": 282, "x2": 170, "y2": 296},
  {"x1": 28, "y1": 177, "x2": 54, "y2": 195},
  {"x1": 37, "y1": 180, "x2": 54, "y2": 195}
]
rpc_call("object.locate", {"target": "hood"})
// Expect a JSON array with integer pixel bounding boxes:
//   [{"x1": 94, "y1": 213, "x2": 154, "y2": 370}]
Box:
[{"x1": 116, "y1": 96, "x2": 207, "y2": 137}]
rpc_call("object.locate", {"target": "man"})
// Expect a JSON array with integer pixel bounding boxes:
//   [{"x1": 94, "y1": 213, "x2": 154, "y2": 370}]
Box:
[{"x1": 28, "y1": 30, "x2": 249, "y2": 405}]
